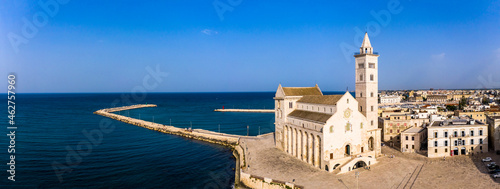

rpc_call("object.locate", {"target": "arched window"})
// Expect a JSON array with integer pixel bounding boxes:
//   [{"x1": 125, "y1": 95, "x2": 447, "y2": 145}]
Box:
[
  {"x1": 360, "y1": 122, "x2": 363, "y2": 129},
  {"x1": 370, "y1": 74, "x2": 374, "y2": 81},
  {"x1": 330, "y1": 126, "x2": 334, "y2": 133},
  {"x1": 346, "y1": 122, "x2": 352, "y2": 131},
  {"x1": 371, "y1": 92, "x2": 374, "y2": 97},
  {"x1": 368, "y1": 137, "x2": 374, "y2": 151},
  {"x1": 360, "y1": 74, "x2": 363, "y2": 81}
]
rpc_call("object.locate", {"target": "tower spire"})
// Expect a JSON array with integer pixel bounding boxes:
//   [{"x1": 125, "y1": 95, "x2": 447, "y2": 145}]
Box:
[
  {"x1": 360, "y1": 32, "x2": 373, "y2": 54},
  {"x1": 361, "y1": 32, "x2": 372, "y2": 48}
]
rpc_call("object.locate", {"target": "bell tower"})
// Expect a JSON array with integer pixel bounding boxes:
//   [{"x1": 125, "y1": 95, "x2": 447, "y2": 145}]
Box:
[{"x1": 354, "y1": 32, "x2": 379, "y2": 130}]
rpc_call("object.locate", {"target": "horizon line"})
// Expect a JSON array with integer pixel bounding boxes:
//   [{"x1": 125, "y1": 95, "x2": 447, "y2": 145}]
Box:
[{"x1": 2, "y1": 88, "x2": 499, "y2": 95}]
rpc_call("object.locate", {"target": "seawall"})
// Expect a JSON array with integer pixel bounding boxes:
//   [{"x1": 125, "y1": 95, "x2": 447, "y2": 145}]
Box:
[
  {"x1": 94, "y1": 104, "x2": 240, "y2": 147},
  {"x1": 214, "y1": 109, "x2": 274, "y2": 113},
  {"x1": 94, "y1": 104, "x2": 300, "y2": 189}
]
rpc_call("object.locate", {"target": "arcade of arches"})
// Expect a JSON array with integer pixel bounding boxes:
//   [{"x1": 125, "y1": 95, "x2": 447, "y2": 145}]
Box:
[{"x1": 283, "y1": 125, "x2": 321, "y2": 168}]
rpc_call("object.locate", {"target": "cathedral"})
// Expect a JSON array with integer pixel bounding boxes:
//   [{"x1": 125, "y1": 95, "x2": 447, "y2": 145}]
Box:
[{"x1": 274, "y1": 33, "x2": 382, "y2": 173}]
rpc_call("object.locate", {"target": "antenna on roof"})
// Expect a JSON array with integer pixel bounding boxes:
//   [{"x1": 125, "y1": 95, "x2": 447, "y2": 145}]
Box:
[{"x1": 346, "y1": 86, "x2": 349, "y2": 92}]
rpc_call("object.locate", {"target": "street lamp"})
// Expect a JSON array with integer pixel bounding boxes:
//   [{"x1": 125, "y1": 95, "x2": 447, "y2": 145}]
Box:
[{"x1": 355, "y1": 171, "x2": 360, "y2": 189}]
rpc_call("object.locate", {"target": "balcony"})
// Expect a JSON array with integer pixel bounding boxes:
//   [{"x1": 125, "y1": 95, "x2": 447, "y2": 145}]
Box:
[
  {"x1": 354, "y1": 52, "x2": 379, "y2": 55},
  {"x1": 450, "y1": 134, "x2": 471, "y2": 138}
]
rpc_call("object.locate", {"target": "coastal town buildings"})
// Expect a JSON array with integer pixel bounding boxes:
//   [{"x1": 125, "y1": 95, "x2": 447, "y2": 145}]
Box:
[
  {"x1": 408, "y1": 95, "x2": 423, "y2": 102},
  {"x1": 486, "y1": 115, "x2": 500, "y2": 153},
  {"x1": 400, "y1": 126, "x2": 426, "y2": 154},
  {"x1": 378, "y1": 112, "x2": 429, "y2": 147},
  {"x1": 427, "y1": 117, "x2": 488, "y2": 158},
  {"x1": 380, "y1": 95, "x2": 401, "y2": 104},
  {"x1": 427, "y1": 95, "x2": 448, "y2": 103},
  {"x1": 454, "y1": 110, "x2": 486, "y2": 123},
  {"x1": 274, "y1": 33, "x2": 381, "y2": 173}
]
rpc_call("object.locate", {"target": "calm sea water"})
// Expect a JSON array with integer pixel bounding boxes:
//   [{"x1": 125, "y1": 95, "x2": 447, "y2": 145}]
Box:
[{"x1": 0, "y1": 92, "x2": 343, "y2": 188}]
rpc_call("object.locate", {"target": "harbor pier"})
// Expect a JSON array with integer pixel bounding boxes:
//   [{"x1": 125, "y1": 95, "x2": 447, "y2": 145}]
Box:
[{"x1": 214, "y1": 109, "x2": 274, "y2": 113}]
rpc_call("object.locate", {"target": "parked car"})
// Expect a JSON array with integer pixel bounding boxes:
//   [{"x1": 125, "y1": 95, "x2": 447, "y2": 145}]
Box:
[
  {"x1": 488, "y1": 169, "x2": 500, "y2": 174},
  {"x1": 489, "y1": 165, "x2": 500, "y2": 170},
  {"x1": 493, "y1": 172, "x2": 500, "y2": 178},
  {"x1": 488, "y1": 165, "x2": 500, "y2": 170},
  {"x1": 487, "y1": 162, "x2": 496, "y2": 167},
  {"x1": 483, "y1": 157, "x2": 492, "y2": 162}
]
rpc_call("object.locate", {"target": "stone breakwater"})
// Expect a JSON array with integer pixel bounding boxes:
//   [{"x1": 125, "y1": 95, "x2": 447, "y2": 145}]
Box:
[
  {"x1": 103, "y1": 104, "x2": 158, "y2": 113},
  {"x1": 94, "y1": 104, "x2": 302, "y2": 189},
  {"x1": 214, "y1": 109, "x2": 274, "y2": 113},
  {"x1": 94, "y1": 105, "x2": 240, "y2": 147}
]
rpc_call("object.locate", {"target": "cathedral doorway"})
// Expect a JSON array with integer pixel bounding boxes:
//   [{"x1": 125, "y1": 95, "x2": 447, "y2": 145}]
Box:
[
  {"x1": 353, "y1": 161, "x2": 367, "y2": 169},
  {"x1": 345, "y1": 145, "x2": 351, "y2": 156}
]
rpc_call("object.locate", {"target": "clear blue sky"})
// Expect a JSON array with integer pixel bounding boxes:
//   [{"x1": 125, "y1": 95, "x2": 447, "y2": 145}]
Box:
[{"x1": 1, "y1": 0, "x2": 499, "y2": 93}]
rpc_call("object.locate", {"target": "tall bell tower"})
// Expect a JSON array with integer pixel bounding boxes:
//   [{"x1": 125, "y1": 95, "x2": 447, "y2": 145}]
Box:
[{"x1": 354, "y1": 32, "x2": 379, "y2": 130}]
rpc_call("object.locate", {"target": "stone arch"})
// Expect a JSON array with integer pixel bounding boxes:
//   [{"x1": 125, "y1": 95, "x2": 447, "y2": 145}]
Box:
[
  {"x1": 293, "y1": 128, "x2": 297, "y2": 157},
  {"x1": 368, "y1": 137, "x2": 374, "y2": 151},
  {"x1": 353, "y1": 161, "x2": 367, "y2": 169},
  {"x1": 314, "y1": 135, "x2": 321, "y2": 168},
  {"x1": 297, "y1": 130, "x2": 302, "y2": 159},
  {"x1": 308, "y1": 133, "x2": 313, "y2": 165},
  {"x1": 302, "y1": 131, "x2": 307, "y2": 162},
  {"x1": 288, "y1": 126, "x2": 292, "y2": 155},
  {"x1": 283, "y1": 125, "x2": 289, "y2": 152},
  {"x1": 333, "y1": 164, "x2": 341, "y2": 170},
  {"x1": 284, "y1": 126, "x2": 288, "y2": 152}
]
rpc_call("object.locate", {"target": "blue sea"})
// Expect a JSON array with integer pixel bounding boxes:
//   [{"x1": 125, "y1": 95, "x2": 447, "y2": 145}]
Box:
[{"x1": 0, "y1": 92, "x2": 343, "y2": 188}]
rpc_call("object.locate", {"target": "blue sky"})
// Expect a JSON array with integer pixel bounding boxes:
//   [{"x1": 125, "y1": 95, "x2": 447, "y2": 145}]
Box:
[{"x1": 1, "y1": 0, "x2": 500, "y2": 93}]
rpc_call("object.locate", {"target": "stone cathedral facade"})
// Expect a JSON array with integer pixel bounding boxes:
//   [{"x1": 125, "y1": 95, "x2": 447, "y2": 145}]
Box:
[{"x1": 274, "y1": 33, "x2": 382, "y2": 173}]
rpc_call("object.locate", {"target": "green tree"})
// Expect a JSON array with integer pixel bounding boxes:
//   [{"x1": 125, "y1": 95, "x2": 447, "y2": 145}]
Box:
[
  {"x1": 459, "y1": 97, "x2": 467, "y2": 110},
  {"x1": 402, "y1": 94, "x2": 408, "y2": 101},
  {"x1": 446, "y1": 105, "x2": 457, "y2": 111},
  {"x1": 482, "y1": 98, "x2": 490, "y2": 105}
]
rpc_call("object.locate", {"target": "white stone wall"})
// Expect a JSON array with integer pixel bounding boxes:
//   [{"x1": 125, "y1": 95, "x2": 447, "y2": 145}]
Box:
[
  {"x1": 296, "y1": 102, "x2": 336, "y2": 115},
  {"x1": 380, "y1": 96, "x2": 401, "y2": 104},
  {"x1": 428, "y1": 125, "x2": 488, "y2": 158},
  {"x1": 321, "y1": 94, "x2": 379, "y2": 169}
]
